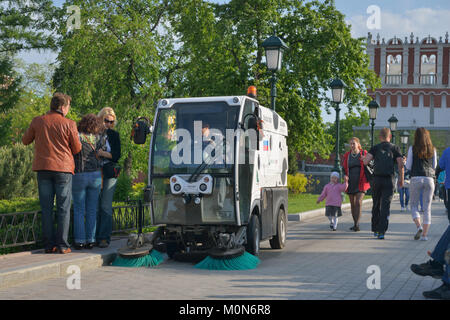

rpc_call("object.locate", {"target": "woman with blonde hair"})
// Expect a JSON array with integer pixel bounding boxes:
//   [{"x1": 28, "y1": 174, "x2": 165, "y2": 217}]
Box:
[
  {"x1": 342, "y1": 137, "x2": 371, "y2": 231},
  {"x1": 95, "y1": 107, "x2": 121, "y2": 248},
  {"x1": 405, "y1": 128, "x2": 437, "y2": 241}
]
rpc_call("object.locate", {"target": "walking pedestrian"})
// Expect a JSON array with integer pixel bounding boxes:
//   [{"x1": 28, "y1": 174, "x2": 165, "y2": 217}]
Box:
[
  {"x1": 22, "y1": 93, "x2": 81, "y2": 254},
  {"x1": 437, "y1": 146, "x2": 450, "y2": 222},
  {"x1": 72, "y1": 114, "x2": 104, "y2": 250},
  {"x1": 436, "y1": 168, "x2": 447, "y2": 209},
  {"x1": 405, "y1": 128, "x2": 437, "y2": 241},
  {"x1": 398, "y1": 156, "x2": 410, "y2": 211},
  {"x1": 342, "y1": 137, "x2": 371, "y2": 231},
  {"x1": 96, "y1": 107, "x2": 121, "y2": 248},
  {"x1": 362, "y1": 128, "x2": 404, "y2": 239},
  {"x1": 316, "y1": 172, "x2": 349, "y2": 231},
  {"x1": 410, "y1": 224, "x2": 450, "y2": 299}
]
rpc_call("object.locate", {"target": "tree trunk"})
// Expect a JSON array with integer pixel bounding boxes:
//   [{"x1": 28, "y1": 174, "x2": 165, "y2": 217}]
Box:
[{"x1": 124, "y1": 151, "x2": 133, "y2": 176}]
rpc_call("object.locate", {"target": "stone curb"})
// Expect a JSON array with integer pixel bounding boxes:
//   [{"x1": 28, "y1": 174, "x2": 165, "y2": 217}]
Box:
[
  {"x1": 0, "y1": 240, "x2": 125, "y2": 290},
  {"x1": 288, "y1": 199, "x2": 374, "y2": 222}
]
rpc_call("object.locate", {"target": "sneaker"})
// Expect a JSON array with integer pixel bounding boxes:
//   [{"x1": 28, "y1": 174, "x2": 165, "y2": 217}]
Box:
[
  {"x1": 85, "y1": 243, "x2": 95, "y2": 249},
  {"x1": 330, "y1": 223, "x2": 334, "y2": 230},
  {"x1": 58, "y1": 247, "x2": 72, "y2": 254},
  {"x1": 374, "y1": 232, "x2": 379, "y2": 237},
  {"x1": 422, "y1": 283, "x2": 450, "y2": 300},
  {"x1": 73, "y1": 243, "x2": 84, "y2": 250},
  {"x1": 332, "y1": 228, "x2": 337, "y2": 231},
  {"x1": 98, "y1": 240, "x2": 109, "y2": 248},
  {"x1": 414, "y1": 228, "x2": 423, "y2": 240},
  {"x1": 378, "y1": 233, "x2": 385, "y2": 239},
  {"x1": 410, "y1": 260, "x2": 444, "y2": 279},
  {"x1": 44, "y1": 246, "x2": 58, "y2": 254},
  {"x1": 401, "y1": 207, "x2": 405, "y2": 212},
  {"x1": 420, "y1": 236, "x2": 428, "y2": 241}
]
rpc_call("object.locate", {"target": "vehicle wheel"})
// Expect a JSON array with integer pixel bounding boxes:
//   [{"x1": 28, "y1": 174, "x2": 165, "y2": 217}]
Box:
[
  {"x1": 246, "y1": 214, "x2": 260, "y2": 256},
  {"x1": 166, "y1": 241, "x2": 179, "y2": 259},
  {"x1": 270, "y1": 208, "x2": 287, "y2": 249}
]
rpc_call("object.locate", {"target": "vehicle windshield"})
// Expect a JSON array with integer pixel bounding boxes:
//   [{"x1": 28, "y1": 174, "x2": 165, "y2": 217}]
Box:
[{"x1": 151, "y1": 101, "x2": 240, "y2": 175}]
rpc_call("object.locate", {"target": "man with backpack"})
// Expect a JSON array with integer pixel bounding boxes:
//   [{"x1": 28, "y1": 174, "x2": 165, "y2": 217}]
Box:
[{"x1": 363, "y1": 128, "x2": 404, "y2": 239}]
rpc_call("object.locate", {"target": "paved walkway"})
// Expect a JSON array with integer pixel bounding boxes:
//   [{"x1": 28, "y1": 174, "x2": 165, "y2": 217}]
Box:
[{"x1": 0, "y1": 197, "x2": 448, "y2": 300}]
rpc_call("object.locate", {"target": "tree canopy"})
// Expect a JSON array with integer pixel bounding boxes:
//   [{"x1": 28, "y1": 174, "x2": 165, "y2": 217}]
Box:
[{"x1": 2, "y1": 0, "x2": 379, "y2": 177}]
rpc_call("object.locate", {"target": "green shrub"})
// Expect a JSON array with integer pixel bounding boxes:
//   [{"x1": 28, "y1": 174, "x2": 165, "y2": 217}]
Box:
[
  {"x1": 0, "y1": 197, "x2": 40, "y2": 213},
  {"x1": 0, "y1": 144, "x2": 37, "y2": 199},
  {"x1": 113, "y1": 173, "x2": 133, "y2": 202},
  {"x1": 287, "y1": 173, "x2": 308, "y2": 194}
]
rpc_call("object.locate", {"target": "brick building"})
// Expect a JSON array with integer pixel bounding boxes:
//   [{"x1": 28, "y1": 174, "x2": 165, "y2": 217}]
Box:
[{"x1": 355, "y1": 32, "x2": 450, "y2": 154}]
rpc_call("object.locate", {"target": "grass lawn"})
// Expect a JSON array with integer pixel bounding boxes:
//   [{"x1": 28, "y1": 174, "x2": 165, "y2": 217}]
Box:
[{"x1": 288, "y1": 193, "x2": 351, "y2": 214}]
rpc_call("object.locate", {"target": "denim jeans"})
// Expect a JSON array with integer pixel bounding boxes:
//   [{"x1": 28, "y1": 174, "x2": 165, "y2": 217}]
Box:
[
  {"x1": 430, "y1": 225, "x2": 450, "y2": 285},
  {"x1": 410, "y1": 177, "x2": 434, "y2": 225},
  {"x1": 72, "y1": 171, "x2": 102, "y2": 244},
  {"x1": 445, "y1": 188, "x2": 450, "y2": 222},
  {"x1": 399, "y1": 187, "x2": 409, "y2": 208},
  {"x1": 37, "y1": 171, "x2": 72, "y2": 250},
  {"x1": 96, "y1": 177, "x2": 118, "y2": 243}
]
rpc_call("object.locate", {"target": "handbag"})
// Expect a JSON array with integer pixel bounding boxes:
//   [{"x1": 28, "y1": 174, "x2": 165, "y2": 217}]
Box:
[
  {"x1": 403, "y1": 178, "x2": 410, "y2": 188},
  {"x1": 360, "y1": 150, "x2": 373, "y2": 183},
  {"x1": 103, "y1": 161, "x2": 122, "y2": 179},
  {"x1": 364, "y1": 160, "x2": 374, "y2": 183}
]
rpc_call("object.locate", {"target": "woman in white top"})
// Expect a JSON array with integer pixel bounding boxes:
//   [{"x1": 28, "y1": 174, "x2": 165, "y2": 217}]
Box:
[{"x1": 405, "y1": 128, "x2": 437, "y2": 241}]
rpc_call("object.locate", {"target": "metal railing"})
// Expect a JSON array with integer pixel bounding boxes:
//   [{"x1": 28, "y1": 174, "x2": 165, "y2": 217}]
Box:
[
  {"x1": 420, "y1": 74, "x2": 437, "y2": 85},
  {"x1": 0, "y1": 202, "x2": 152, "y2": 251},
  {"x1": 385, "y1": 75, "x2": 402, "y2": 85}
]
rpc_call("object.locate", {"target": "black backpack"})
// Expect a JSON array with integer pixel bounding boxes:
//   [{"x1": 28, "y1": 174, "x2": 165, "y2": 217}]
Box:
[{"x1": 373, "y1": 143, "x2": 395, "y2": 176}]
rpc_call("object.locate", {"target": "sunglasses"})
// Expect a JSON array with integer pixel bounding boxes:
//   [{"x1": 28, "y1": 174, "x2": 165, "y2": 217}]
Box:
[{"x1": 104, "y1": 119, "x2": 114, "y2": 124}]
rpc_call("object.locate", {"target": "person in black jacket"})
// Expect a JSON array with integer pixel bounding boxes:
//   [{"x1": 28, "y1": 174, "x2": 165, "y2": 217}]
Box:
[
  {"x1": 96, "y1": 107, "x2": 121, "y2": 248},
  {"x1": 363, "y1": 128, "x2": 404, "y2": 240}
]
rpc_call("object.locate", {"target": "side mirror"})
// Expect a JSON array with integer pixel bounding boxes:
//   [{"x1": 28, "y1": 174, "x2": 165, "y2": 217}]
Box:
[
  {"x1": 247, "y1": 117, "x2": 258, "y2": 131},
  {"x1": 132, "y1": 117, "x2": 151, "y2": 144}
]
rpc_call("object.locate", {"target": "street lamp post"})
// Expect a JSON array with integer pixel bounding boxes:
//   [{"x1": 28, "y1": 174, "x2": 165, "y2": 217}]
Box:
[
  {"x1": 262, "y1": 35, "x2": 288, "y2": 112},
  {"x1": 368, "y1": 100, "x2": 379, "y2": 149},
  {"x1": 400, "y1": 131, "x2": 410, "y2": 155},
  {"x1": 388, "y1": 114, "x2": 398, "y2": 144},
  {"x1": 329, "y1": 78, "x2": 345, "y2": 176}
]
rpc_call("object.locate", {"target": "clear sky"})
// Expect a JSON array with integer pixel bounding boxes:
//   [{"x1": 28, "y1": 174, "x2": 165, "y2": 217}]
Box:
[{"x1": 18, "y1": 0, "x2": 450, "y2": 122}]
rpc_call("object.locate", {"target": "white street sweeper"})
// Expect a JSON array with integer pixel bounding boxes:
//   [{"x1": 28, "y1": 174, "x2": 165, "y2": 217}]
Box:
[{"x1": 118, "y1": 89, "x2": 289, "y2": 266}]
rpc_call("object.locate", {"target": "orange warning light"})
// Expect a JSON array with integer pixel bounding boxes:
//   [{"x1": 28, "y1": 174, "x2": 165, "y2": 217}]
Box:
[{"x1": 247, "y1": 86, "x2": 257, "y2": 98}]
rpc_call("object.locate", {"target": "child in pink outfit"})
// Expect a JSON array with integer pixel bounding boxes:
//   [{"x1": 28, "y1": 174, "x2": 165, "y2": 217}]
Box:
[{"x1": 317, "y1": 172, "x2": 349, "y2": 231}]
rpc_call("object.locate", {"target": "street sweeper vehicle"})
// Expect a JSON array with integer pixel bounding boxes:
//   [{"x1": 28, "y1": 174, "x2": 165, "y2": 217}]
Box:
[{"x1": 114, "y1": 91, "x2": 289, "y2": 269}]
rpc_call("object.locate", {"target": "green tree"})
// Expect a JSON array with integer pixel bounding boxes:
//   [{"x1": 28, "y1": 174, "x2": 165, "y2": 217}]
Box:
[
  {"x1": 0, "y1": 0, "x2": 60, "y2": 126},
  {"x1": 0, "y1": 0, "x2": 60, "y2": 54},
  {"x1": 53, "y1": 0, "x2": 175, "y2": 177},
  {"x1": 53, "y1": 0, "x2": 380, "y2": 176},
  {"x1": 0, "y1": 56, "x2": 22, "y2": 113},
  {"x1": 0, "y1": 60, "x2": 56, "y2": 146},
  {"x1": 169, "y1": 0, "x2": 380, "y2": 168},
  {"x1": 325, "y1": 109, "x2": 370, "y2": 154}
]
